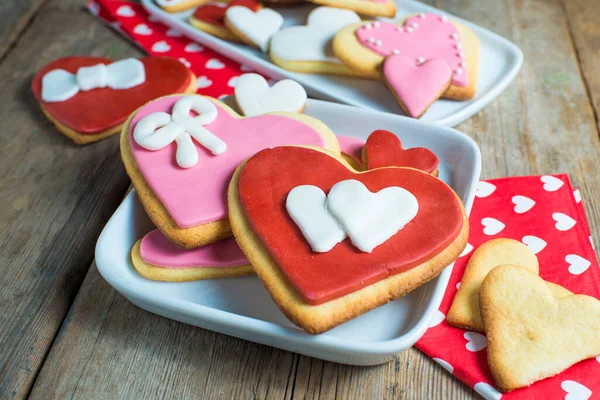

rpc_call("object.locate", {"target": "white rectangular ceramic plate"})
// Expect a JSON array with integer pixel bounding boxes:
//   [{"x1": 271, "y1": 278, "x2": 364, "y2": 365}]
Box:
[
  {"x1": 95, "y1": 99, "x2": 481, "y2": 365},
  {"x1": 141, "y1": 0, "x2": 523, "y2": 126}
]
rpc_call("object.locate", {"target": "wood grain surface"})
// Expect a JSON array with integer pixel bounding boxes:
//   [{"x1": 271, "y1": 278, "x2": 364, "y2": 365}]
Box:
[{"x1": 1, "y1": 0, "x2": 600, "y2": 399}]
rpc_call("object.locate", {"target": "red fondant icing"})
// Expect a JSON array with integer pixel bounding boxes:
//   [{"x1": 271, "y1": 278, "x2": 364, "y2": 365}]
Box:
[
  {"x1": 364, "y1": 130, "x2": 439, "y2": 173},
  {"x1": 238, "y1": 147, "x2": 463, "y2": 305},
  {"x1": 193, "y1": 0, "x2": 261, "y2": 27},
  {"x1": 31, "y1": 57, "x2": 192, "y2": 134}
]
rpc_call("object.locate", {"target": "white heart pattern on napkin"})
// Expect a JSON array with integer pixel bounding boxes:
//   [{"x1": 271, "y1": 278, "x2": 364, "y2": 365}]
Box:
[
  {"x1": 185, "y1": 43, "x2": 204, "y2": 53},
  {"x1": 553, "y1": 212, "x2": 576, "y2": 231},
  {"x1": 206, "y1": 58, "x2": 225, "y2": 69},
  {"x1": 133, "y1": 23, "x2": 152, "y2": 36},
  {"x1": 475, "y1": 181, "x2": 496, "y2": 198},
  {"x1": 522, "y1": 235, "x2": 547, "y2": 254},
  {"x1": 464, "y1": 331, "x2": 487, "y2": 352},
  {"x1": 562, "y1": 380, "x2": 592, "y2": 400},
  {"x1": 459, "y1": 242, "x2": 473, "y2": 257},
  {"x1": 433, "y1": 358, "x2": 454, "y2": 374},
  {"x1": 116, "y1": 5, "x2": 135, "y2": 17},
  {"x1": 566, "y1": 254, "x2": 591, "y2": 275},
  {"x1": 481, "y1": 217, "x2": 505, "y2": 235},
  {"x1": 234, "y1": 73, "x2": 307, "y2": 117},
  {"x1": 512, "y1": 195, "x2": 535, "y2": 214},
  {"x1": 151, "y1": 41, "x2": 171, "y2": 53},
  {"x1": 541, "y1": 175, "x2": 564, "y2": 192},
  {"x1": 327, "y1": 180, "x2": 419, "y2": 253},
  {"x1": 473, "y1": 382, "x2": 502, "y2": 400},
  {"x1": 196, "y1": 76, "x2": 213, "y2": 89},
  {"x1": 428, "y1": 310, "x2": 445, "y2": 328}
]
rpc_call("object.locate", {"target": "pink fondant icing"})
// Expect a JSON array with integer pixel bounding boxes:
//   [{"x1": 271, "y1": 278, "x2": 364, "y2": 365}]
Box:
[
  {"x1": 355, "y1": 14, "x2": 468, "y2": 87},
  {"x1": 337, "y1": 135, "x2": 364, "y2": 165},
  {"x1": 130, "y1": 96, "x2": 325, "y2": 228},
  {"x1": 140, "y1": 229, "x2": 248, "y2": 268},
  {"x1": 383, "y1": 55, "x2": 452, "y2": 117}
]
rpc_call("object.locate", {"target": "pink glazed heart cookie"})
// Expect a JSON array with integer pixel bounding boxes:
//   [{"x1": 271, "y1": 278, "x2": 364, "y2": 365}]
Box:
[
  {"x1": 121, "y1": 94, "x2": 339, "y2": 249},
  {"x1": 131, "y1": 229, "x2": 253, "y2": 281},
  {"x1": 333, "y1": 13, "x2": 479, "y2": 103}
]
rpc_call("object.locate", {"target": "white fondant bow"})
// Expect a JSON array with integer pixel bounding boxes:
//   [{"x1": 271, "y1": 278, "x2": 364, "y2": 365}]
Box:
[
  {"x1": 133, "y1": 95, "x2": 227, "y2": 169},
  {"x1": 41, "y1": 58, "x2": 146, "y2": 103}
]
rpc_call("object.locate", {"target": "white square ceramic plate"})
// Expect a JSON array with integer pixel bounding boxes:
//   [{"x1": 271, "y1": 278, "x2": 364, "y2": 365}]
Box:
[
  {"x1": 95, "y1": 99, "x2": 481, "y2": 365},
  {"x1": 141, "y1": 0, "x2": 523, "y2": 126}
]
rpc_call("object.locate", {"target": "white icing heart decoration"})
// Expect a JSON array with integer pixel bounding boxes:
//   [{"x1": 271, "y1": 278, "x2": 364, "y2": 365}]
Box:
[
  {"x1": 541, "y1": 175, "x2": 564, "y2": 192},
  {"x1": 327, "y1": 180, "x2": 419, "y2": 253},
  {"x1": 133, "y1": 23, "x2": 152, "y2": 36},
  {"x1": 473, "y1": 382, "x2": 502, "y2": 400},
  {"x1": 433, "y1": 358, "x2": 454, "y2": 374},
  {"x1": 464, "y1": 331, "x2": 487, "y2": 352},
  {"x1": 521, "y1": 235, "x2": 547, "y2": 254},
  {"x1": 286, "y1": 180, "x2": 418, "y2": 253},
  {"x1": 196, "y1": 76, "x2": 213, "y2": 89},
  {"x1": 459, "y1": 242, "x2": 473, "y2": 257},
  {"x1": 481, "y1": 217, "x2": 505, "y2": 235},
  {"x1": 227, "y1": 76, "x2": 239, "y2": 88},
  {"x1": 152, "y1": 41, "x2": 171, "y2": 53},
  {"x1": 206, "y1": 58, "x2": 225, "y2": 69},
  {"x1": 286, "y1": 185, "x2": 346, "y2": 252},
  {"x1": 574, "y1": 189, "x2": 582, "y2": 203},
  {"x1": 475, "y1": 181, "x2": 496, "y2": 198},
  {"x1": 116, "y1": 5, "x2": 135, "y2": 17},
  {"x1": 428, "y1": 310, "x2": 445, "y2": 328},
  {"x1": 512, "y1": 195, "x2": 535, "y2": 214},
  {"x1": 234, "y1": 73, "x2": 307, "y2": 117},
  {"x1": 561, "y1": 380, "x2": 592, "y2": 400},
  {"x1": 271, "y1": 7, "x2": 360, "y2": 64},
  {"x1": 553, "y1": 212, "x2": 576, "y2": 231},
  {"x1": 566, "y1": 254, "x2": 591, "y2": 275},
  {"x1": 185, "y1": 43, "x2": 204, "y2": 53},
  {"x1": 225, "y1": 7, "x2": 284, "y2": 52},
  {"x1": 166, "y1": 29, "x2": 183, "y2": 37}
]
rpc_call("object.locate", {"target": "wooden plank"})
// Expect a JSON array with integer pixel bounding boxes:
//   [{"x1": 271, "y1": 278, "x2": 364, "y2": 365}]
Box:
[
  {"x1": 28, "y1": 0, "x2": 600, "y2": 399},
  {"x1": 0, "y1": 1, "x2": 47, "y2": 59},
  {"x1": 0, "y1": 3, "x2": 139, "y2": 399},
  {"x1": 562, "y1": 0, "x2": 600, "y2": 127}
]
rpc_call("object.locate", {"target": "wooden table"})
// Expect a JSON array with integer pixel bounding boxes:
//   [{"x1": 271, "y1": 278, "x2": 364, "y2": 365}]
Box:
[{"x1": 1, "y1": 0, "x2": 599, "y2": 398}]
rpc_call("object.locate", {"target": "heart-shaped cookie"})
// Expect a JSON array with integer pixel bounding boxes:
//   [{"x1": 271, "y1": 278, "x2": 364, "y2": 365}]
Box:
[
  {"x1": 131, "y1": 229, "x2": 252, "y2": 281},
  {"x1": 269, "y1": 7, "x2": 364, "y2": 77},
  {"x1": 229, "y1": 146, "x2": 468, "y2": 333},
  {"x1": 333, "y1": 13, "x2": 479, "y2": 101},
  {"x1": 363, "y1": 129, "x2": 439, "y2": 175},
  {"x1": 121, "y1": 95, "x2": 338, "y2": 249},
  {"x1": 225, "y1": 7, "x2": 283, "y2": 52},
  {"x1": 32, "y1": 57, "x2": 196, "y2": 144},
  {"x1": 189, "y1": 0, "x2": 261, "y2": 42},
  {"x1": 481, "y1": 265, "x2": 600, "y2": 392},
  {"x1": 234, "y1": 73, "x2": 307, "y2": 117},
  {"x1": 157, "y1": 0, "x2": 211, "y2": 13},
  {"x1": 383, "y1": 55, "x2": 452, "y2": 118},
  {"x1": 304, "y1": 0, "x2": 395, "y2": 18},
  {"x1": 447, "y1": 238, "x2": 572, "y2": 331}
]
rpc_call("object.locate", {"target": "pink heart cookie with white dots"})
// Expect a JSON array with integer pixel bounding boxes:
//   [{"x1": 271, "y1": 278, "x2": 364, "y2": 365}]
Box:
[{"x1": 333, "y1": 13, "x2": 479, "y2": 115}]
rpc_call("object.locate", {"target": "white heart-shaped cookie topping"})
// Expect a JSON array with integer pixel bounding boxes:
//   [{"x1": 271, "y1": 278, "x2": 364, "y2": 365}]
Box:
[
  {"x1": 226, "y1": 7, "x2": 283, "y2": 52},
  {"x1": 235, "y1": 74, "x2": 307, "y2": 117}
]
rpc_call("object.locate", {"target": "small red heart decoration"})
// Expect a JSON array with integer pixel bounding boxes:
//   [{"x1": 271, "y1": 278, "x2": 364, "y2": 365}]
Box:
[
  {"x1": 238, "y1": 146, "x2": 464, "y2": 304},
  {"x1": 363, "y1": 129, "x2": 439, "y2": 174},
  {"x1": 32, "y1": 56, "x2": 194, "y2": 135}
]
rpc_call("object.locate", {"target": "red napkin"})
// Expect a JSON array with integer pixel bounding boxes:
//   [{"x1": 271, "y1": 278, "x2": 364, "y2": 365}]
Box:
[
  {"x1": 87, "y1": 0, "x2": 245, "y2": 98},
  {"x1": 87, "y1": 4, "x2": 600, "y2": 397},
  {"x1": 417, "y1": 175, "x2": 600, "y2": 399}
]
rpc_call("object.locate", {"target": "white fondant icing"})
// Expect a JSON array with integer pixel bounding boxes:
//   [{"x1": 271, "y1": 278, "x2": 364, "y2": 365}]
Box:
[
  {"x1": 225, "y1": 7, "x2": 283, "y2": 53},
  {"x1": 41, "y1": 58, "x2": 145, "y2": 103},
  {"x1": 286, "y1": 185, "x2": 346, "y2": 253},
  {"x1": 133, "y1": 96, "x2": 225, "y2": 168},
  {"x1": 270, "y1": 7, "x2": 360, "y2": 63},
  {"x1": 234, "y1": 73, "x2": 307, "y2": 117}
]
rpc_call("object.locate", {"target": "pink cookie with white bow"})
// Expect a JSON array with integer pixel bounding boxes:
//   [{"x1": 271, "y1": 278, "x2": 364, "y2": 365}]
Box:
[
  {"x1": 120, "y1": 94, "x2": 339, "y2": 249},
  {"x1": 131, "y1": 229, "x2": 253, "y2": 281},
  {"x1": 333, "y1": 13, "x2": 479, "y2": 117}
]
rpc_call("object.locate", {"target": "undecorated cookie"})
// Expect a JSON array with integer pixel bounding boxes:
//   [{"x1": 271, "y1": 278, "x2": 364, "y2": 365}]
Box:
[
  {"x1": 121, "y1": 94, "x2": 339, "y2": 249},
  {"x1": 32, "y1": 56, "x2": 196, "y2": 144},
  {"x1": 234, "y1": 73, "x2": 307, "y2": 117},
  {"x1": 131, "y1": 229, "x2": 253, "y2": 281},
  {"x1": 228, "y1": 145, "x2": 468, "y2": 333},
  {"x1": 481, "y1": 265, "x2": 600, "y2": 392}
]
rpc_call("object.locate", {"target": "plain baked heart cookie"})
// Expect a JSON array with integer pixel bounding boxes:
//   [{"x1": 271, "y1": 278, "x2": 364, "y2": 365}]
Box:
[
  {"x1": 121, "y1": 94, "x2": 339, "y2": 249},
  {"x1": 304, "y1": 0, "x2": 395, "y2": 18},
  {"x1": 481, "y1": 265, "x2": 600, "y2": 392},
  {"x1": 333, "y1": 13, "x2": 479, "y2": 101},
  {"x1": 269, "y1": 7, "x2": 366, "y2": 77},
  {"x1": 189, "y1": 0, "x2": 262, "y2": 42},
  {"x1": 447, "y1": 238, "x2": 572, "y2": 331},
  {"x1": 234, "y1": 73, "x2": 307, "y2": 117},
  {"x1": 228, "y1": 146, "x2": 468, "y2": 333},
  {"x1": 32, "y1": 56, "x2": 196, "y2": 144},
  {"x1": 131, "y1": 229, "x2": 252, "y2": 281},
  {"x1": 362, "y1": 129, "x2": 439, "y2": 175}
]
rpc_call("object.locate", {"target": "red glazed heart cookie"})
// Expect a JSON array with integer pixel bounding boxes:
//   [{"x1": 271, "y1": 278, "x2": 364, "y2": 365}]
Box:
[
  {"x1": 121, "y1": 95, "x2": 339, "y2": 249},
  {"x1": 189, "y1": 0, "x2": 262, "y2": 42},
  {"x1": 32, "y1": 56, "x2": 196, "y2": 144},
  {"x1": 229, "y1": 146, "x2": 468, "y2": 333},
  {"x1": 363, "y1": 129, "x2": 439, "y2": 175}
]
